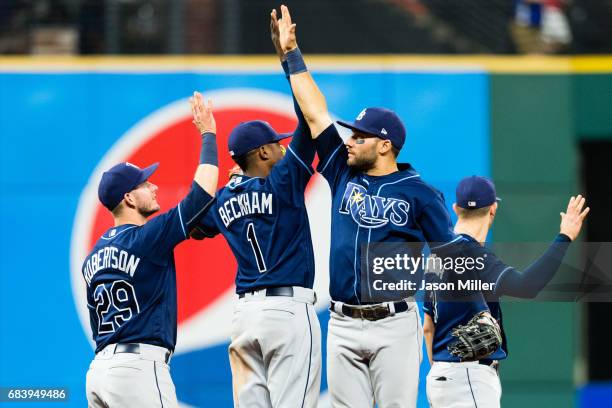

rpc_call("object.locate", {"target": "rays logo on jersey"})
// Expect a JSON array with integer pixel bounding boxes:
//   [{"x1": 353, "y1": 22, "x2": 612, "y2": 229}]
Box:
[{"x1": 339, "y1": 182, "x2": 410, "y2": 228}]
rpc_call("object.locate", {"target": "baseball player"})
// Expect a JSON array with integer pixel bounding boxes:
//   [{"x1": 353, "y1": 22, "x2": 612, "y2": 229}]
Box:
[
  {"x1": 277, "y1": 5, "x2": 459, "y2": 407},
  {"x1": 83, "y1": 92, "x2": 219, "y2": 408},
  {"x1": 189, "y1": 11, "x2": 320, "y2": 407},
  {"x1": 423, "y1": 176, "x2": 589, "y2": 408}
]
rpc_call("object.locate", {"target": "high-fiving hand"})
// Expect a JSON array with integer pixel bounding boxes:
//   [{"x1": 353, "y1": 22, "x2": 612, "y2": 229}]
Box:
[
  {"x1": 190, "y1": 91, "x2": 216, "y2": 135},
  {"x1": 278, "y1": 5, "x2": 298, "y2": 53},
  {"x1": 559, "y1": 194, "x2": 590, "y2": 241},
  {"x1": 270, "y1": 9, "x2": 283, "y2": 59}
]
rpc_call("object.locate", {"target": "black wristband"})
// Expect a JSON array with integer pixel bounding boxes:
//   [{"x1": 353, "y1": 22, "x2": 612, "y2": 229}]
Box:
[
  {"x1": 200, "y1": 132, "x2": 218, "y2": 166},
  {"x1": 556, "y1": 233, "x2": 572, "y2": 243},
  {"x1": 286, "y1": 48, "x2": 307, "y2": 75}
]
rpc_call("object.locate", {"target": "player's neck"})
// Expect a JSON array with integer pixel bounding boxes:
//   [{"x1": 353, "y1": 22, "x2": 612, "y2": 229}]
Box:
[
  {"x1": 365, "y1": 159, "x2": 399, "y2": 176},
  {"x1": 114, "y1": 212, "x2": 147, "y2": 227},
  {"x1": 244, "y1": 163, "x2": 271, "y2": 178},
  {"x1": 454, "y1": 219, "x2": 490, "y2": 245}
]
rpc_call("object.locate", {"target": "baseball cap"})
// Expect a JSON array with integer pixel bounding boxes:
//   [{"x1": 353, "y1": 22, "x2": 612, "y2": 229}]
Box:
[
  {"x1": 456, "y1": 175, "x2": 501, "y2": 209},
  {"x1": 227, "y1": 120, "x2": 291, "y2": 158},
  {"x1": 337, "y1": 107, "x2": 406, "y2": 150},
  {"x1": 98, "y1": 162, "x2": 159, "y2": 211}
]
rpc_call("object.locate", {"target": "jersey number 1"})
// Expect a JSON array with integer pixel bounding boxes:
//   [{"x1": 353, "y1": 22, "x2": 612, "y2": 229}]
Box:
[{"x1": 246, "y1": 223, "x2": 267, "y2": 273}]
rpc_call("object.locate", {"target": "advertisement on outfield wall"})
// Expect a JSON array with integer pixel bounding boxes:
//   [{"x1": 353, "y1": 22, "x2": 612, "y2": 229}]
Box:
[{"x1": 0, "y1": 67, "x2": 488, "y2": 407}]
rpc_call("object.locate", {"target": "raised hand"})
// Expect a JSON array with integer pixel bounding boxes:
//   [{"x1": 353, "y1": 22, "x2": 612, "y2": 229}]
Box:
[
  {"x1": 278, "y1": 4, "x2": 297, "y2": 53},
  {"x1": 559, "y1": 194, "x2": 590, "y2": 241},
  {"x1": 270, "y1": 9, "x2": 284, "y2": 59},
  {"x1": 190, "y1": 91, "x2": 216, "y2": 135}
]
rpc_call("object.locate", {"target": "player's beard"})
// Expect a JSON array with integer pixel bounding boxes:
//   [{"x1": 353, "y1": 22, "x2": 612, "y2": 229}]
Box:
[
  {"x1": 137, "y1": 202, "x2": 160, "y2": 218},
  {"x1": 348, "y1": 149, "x2": 378, "y2": 172}
]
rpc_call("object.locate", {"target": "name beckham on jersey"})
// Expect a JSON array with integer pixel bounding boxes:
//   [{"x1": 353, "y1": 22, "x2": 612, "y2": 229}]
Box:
[
  {"x1": 218, "y1": 191, "x2": 273, "y2": 228},
  {"x1": 339, "y1": 182, "x2": 410, "y2": 228},
  {"x1": 83, "y1": 246, "x2": 141, "y2": 286}
]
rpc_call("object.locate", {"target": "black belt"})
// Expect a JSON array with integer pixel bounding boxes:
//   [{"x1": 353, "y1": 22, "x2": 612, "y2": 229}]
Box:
[
  {"x1": 331, "y1": 301, "x2": 409, "y2": 321},
  {"x1": 114, "y1": 343, "x2": 171, "y2": 364},
  {"x1": 238, "y1": 286, "x2": 294, "y2": 299}
]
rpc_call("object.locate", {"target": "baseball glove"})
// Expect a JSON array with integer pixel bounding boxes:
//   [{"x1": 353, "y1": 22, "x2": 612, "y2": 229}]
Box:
[{"x1": 447, "y1": 311, "x2": 502, "y2": 361}]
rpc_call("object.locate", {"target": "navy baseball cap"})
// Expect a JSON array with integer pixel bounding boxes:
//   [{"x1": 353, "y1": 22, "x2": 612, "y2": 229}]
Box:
[
  {"x1": 337, "y1": 107, "x2": 407, "y2": 150},
  {"x1": 456, "y1": 175, "x2": 501, "y2": 209},
  {"x1": 98, "y1": 162, "x2": 159, "y2": 211},
  {"x1": 228, "y1": 120, "x2": 291, "y2": 158}
]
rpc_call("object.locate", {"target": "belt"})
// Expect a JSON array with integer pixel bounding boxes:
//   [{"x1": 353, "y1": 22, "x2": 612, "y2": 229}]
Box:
[
  {"x1": 479, "y1": 359, "x2": 499, "y2": 371},
  {"x1": 238, "y1": 286, "x2": 294, "y2": 299},
  {"x1": 331, "y1": 301, "x2": 409, "y2": 321},
  {"x1": 114, "y1": 343, "x2": 171, "y2": 364}
]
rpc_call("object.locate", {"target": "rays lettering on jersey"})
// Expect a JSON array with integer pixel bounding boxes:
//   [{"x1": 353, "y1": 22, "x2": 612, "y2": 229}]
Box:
[
  {"x1": 339, "y1": 182, "x2": 410, "y2": 228},
  {"x1": 218, "y1": 191, "x2": 273, "y2": 228},
  {"x1": 83, "y1": 246, "x2": 141, "y2": 286}
]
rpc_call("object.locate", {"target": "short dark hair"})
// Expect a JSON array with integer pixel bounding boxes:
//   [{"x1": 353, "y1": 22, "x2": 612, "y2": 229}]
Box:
[
  {"x1": 391, "y1": 146, "x2": 400, "y2": 158},
  {"x1": 455, "y1": 205, "x2": 492, "y2": 219},
  {"x1": 111, "y1": 201, "x2": 124, "y2": 217},
  {"x1": 233, "y1": 150, "x2": 257, "y2": 172}
]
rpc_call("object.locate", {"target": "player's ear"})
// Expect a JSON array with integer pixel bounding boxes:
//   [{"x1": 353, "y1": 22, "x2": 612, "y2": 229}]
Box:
[
  {"x1": 123, "y1": 192, "x2": 136, "y2": 208},
  {"x1": 490, "y1": 202, "x2": 498, "y2": 217},
  {"x1": 488, "y1": 203, "x2": 497, "y2": 228},
  {"x1": 452, "y1": 203, "x2": 460, "y2": 216},
  {"x1": 379, "y1": 139, "x2": 392, "y2": 155},
  {"x1": 258, "y1": 145, "x2": 269, "y2": 161}
]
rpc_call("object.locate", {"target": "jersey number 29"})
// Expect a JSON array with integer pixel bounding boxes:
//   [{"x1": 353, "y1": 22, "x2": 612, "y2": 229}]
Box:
[
  {"x1": 93, "y1": 280, "x2": 140, "y2": 334},
  {"x1": 246, "y1": 223, "x2": 267, "y2": 273}
]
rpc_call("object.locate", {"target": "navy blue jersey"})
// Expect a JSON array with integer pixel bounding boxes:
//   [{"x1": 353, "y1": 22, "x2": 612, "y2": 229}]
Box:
[
  {"x1": 82, "y1": 183, "x2": 213, "y2": 353},
  {"x1": 195, "y1": 128, "x2": 316, "y2": 293},
  {"x1": 423, "y1": 234, "x2": 511, "y2": 362},
  {"x1": 315, "y1": 124, "x2": 456, "y2": 304}
]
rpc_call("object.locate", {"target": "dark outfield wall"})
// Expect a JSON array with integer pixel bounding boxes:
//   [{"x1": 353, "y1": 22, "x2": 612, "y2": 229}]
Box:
[{"x1": 491, "y1": 71, "x2": 612, "y2": 407}]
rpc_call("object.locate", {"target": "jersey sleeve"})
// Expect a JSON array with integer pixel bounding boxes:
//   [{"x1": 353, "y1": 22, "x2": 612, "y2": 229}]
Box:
[
  {"x1": 136, "y1": 182, "x2": 215, "y2": 256},
  {"x1": 419, "y1": 192, "x2": 456, "y2": 244},
  {"x1": 315, "y1": 124, "x2": 350, "y2": 193},
  {"x1": 422, "y1": 294, "x2": 435, "y2": 317},
  {"x1": 422, "y1": 273, "x2": 436, "y2": 317},
  {"x1": 493, "y1": 234, "x2": 571, "y2": 298},
  {"x1": 192, "y1": 202, "x2": 221, "y2": 238},
  {"x1": 267, "y1": 129, "x2": 316, "y2": 205},
  {"x1": 265, "y1": 59, "x2": 317, "y2": 205}
]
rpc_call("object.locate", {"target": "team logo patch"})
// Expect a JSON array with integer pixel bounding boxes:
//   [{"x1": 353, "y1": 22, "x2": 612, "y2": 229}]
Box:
[
  {"x1": 356, "y1": 109, "x2": 367, "y2": 121},
  {"x1": 70, "y1": 88, "x2": 332, "y2": 407},
  {"x1": 338, "y1": 182, "x2": 410, "y2": 228}
]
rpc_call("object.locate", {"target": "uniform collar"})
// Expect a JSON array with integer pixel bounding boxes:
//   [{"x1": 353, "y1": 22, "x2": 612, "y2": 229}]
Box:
[
  {"x1": 101, "y1": 224, "x2": 137, "y2": 240},
  {"x1": 459, "y1": 233, "x2": 478, "y2": 243},
  {"x1": 360, "y1": 162, "x2": 419, "y2": 183},
  {"x1": 227, "y1": 174, "x2": 262, "y2": 191}
]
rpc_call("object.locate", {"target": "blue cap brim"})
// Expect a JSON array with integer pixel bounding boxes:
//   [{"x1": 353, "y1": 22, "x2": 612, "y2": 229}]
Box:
[
  {"x1": 273, "y1": 132, "x2": 292, "y2": 142},
  {"x1": 336, "y1": 120, "x2": 381, "y2": 138},
  {"x1": 136, "y1": 162, "x2": 159, "y2": 185}
]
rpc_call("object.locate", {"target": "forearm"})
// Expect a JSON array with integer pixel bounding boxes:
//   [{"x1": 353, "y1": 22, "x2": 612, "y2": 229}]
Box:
[
  {"x1": 425, "y1": 332, "x2": 433, "y2": 365},
  {"x1": 282, "y1": 60, "x2": 311, "y2": 140},
  {"x1": 194, "y1": 132, "x2": 219, "y2": 196},
  {"x1": 285, "y1": 48, "x2": 333, "y2": 138},
  {"x1": 290, "y1": 72, "x2": 332, "y2": 137},
  {"x1": 497, "y1": 234, "x2": 572, "y2": 298},
  {"x1": 423, "y1": 315, "x2": 435, "y2": 365}
]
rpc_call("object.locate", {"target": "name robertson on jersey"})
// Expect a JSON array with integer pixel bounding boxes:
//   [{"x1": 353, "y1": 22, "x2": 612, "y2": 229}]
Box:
[
  {"x1": 83, "y1": 246, "x2": 141, "y2": 286},
  {"x1": 339, "y1": 182, "x2": 410, "y2": 228},
  {"x1": 219, "y1": 191, "x2": 273, "y2": 228}
]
